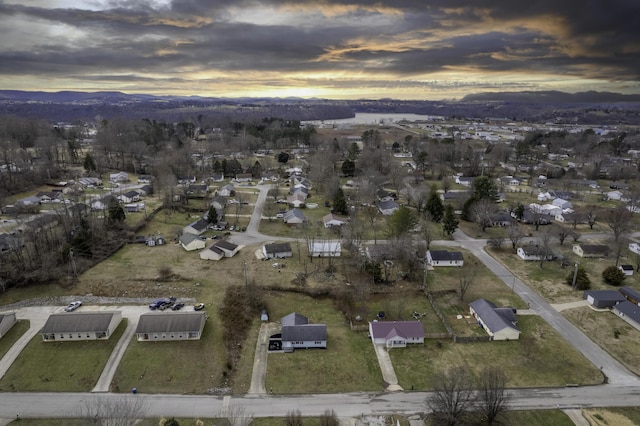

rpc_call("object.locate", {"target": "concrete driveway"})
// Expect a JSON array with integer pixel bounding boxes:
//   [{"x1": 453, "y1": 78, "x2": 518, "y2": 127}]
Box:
[{"x1": 248, "y1": 322, "x2": 280, "y2": 394}]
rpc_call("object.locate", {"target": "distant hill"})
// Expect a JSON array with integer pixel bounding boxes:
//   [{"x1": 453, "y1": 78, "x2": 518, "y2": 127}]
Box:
[{"x1": 461, "y1": 90, "x2": 640, "y2": 104}]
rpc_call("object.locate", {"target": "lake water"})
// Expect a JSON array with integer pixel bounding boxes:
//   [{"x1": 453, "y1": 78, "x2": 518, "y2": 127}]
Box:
[{"x1": 303, "y1": 112, "x2": 444, "y2": 125}]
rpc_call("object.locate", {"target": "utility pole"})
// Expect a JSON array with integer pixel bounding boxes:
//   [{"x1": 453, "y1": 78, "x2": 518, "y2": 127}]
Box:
[
  {"x1": 571, "y1": 262, "x2": 579, "y2": 290},
  {"x1": 68, "y1": 249, "x2": 77, "y2": 279},
  {"x1": 243, "y1": 261, "x2": 248, "y2": 287}
]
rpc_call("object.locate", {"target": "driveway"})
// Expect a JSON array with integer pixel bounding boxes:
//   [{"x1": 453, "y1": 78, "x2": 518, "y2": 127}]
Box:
[
  {"x1": 371, "y1": 342, "x2": 403, "y2": 392},
  {"x1": 248, "y1": 322, "x2": 280, "y2": 394}
]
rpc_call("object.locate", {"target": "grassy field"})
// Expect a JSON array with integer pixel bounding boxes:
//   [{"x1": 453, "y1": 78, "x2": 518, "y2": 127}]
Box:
[
  {"x1": 0, "y1": 320, "x2": 127, "y2": 392},
  {"x1": 264, "y1": 291, "x2": 384, "y2": 394},
  {"x1": 563, "y1": 306, "x2": 640, "y2": 376},
  {"x1": 584, "y1": 407, "x2": 640, "y2": 426},
  {"x1": 390, "y1": 316, "x2": 603, "y2": 390},
  {"x1": 111, "y1": 315, "x2": 226, "y2": 394},
  {"x1": 0, "y1": 320, "x2": 29, "y2": 359}
]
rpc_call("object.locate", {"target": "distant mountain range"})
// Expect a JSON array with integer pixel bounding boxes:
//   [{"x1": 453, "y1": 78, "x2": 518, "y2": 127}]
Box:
[{"x1": 0, "y1": 89, "x2": 638, "y2": 124}]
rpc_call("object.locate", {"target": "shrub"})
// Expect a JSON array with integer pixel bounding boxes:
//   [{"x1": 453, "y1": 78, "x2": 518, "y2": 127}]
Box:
[
  {"x1": 565, "y1": 266, "x2": 591, "y2": 290},
  {"x1": 602, "y1": 265, "x2": 626, "y2": 286}
]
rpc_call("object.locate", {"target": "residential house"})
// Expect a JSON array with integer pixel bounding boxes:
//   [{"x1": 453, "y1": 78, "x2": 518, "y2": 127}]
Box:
[
  {"x1": 613, "y1": 301, "x2": 640, "y2": 332},
  {"x1": 135, "y1": 311, "x2": 207, "y2": 341},
  {"x1": 138, "y1": 184, "x2": 153, "y2": 196},
  {"x1": 212, "y1": 239, "x2": 240, "y2": 258},
  {"x1": 455, "y1": 176, "x2": 474, "y2": 186},
  {"x1": 368, "y1": 320, "x2": 425, "y2": 348},
  {"x1": 323, "y1": 213, "x2": 347, "y2": 228},
  {"x1": 36, "y1": 191, "x2": 62, "y2": 204},
  {"x1": 287, "y1": 191, "x2": 307, "y2": 208},
  {"x1": 517, "y1": 245, "x2": 555, "y2": 261},
  {"x1": 377, "y1": 199, "x2": 399, "y2": 216},
  {"x1": 40, "y1": 311, "x2": 122, "y2": 342},
  {"x1": 0, "y1": 312, "x2": 17, "y2": 339},
  {"x1": 177, "y1": 176, "x2": 196, "y2": 184},
  {"x1": 308, "y1": 240, "x2": 341, "y2": 257},
  {"x1": 607, "y1": 190, "x2": 625, "y2": 201},
  {"x1": 199, "y1": 244, "x2": 225, "y2": 261},
  {"x1": 583, "y1": 290, "x2": 626, "y2": 308},
  {"x1": 217, "y1": 184, "x2": 235, "y2": 197},
  {"x1": 118, "y1": 190, "x2": 140, "y2": 204},
  {"x1": 490, "y1": 211, "x2": 512, "y2": 227},
  {"x1": 187, "y1": 184, "x2": 209, "y2": 197},
  {"x1": 209, "y1": 174, "x2": 225, "y2": 183},
  {"x1": 376, "y1": 189, "x2": 394, "y2": 202},
  {"x1": 364, "y1": 244, "x2": 395, "y2": 262},
  {"x1": 183, "y1": 218, "x2": 209, "y2": 235},
  {"x1": 426, "y1": 250, "x2": 464, "y2": 267},
  {"x1": 552, "y1": 198, "x2": 573, "y2": 210},
  {"x1": 124, "y1": 203, "x2": 145, "y2": 213},
  {"x1": 280, "y1": 312, "x2": 327, "y2": 352},
  {"x1": 573, "y1": 244, "x2": 609, "y2": 258},
  {"x1": 211, "y1": 196, "x2": 227, "y2": 210},
  {"x1": 263, "y1": 242, "x2": 293, "y2": 259},
  {"x1": 469, "y1": 299, "x2": 520, "y2": 341},
  {"x1": 180, "y1": 233, "x2": 206, "y2": 251},
  {"x1": 554, "y1": 212, "x2": 587, "y2": 224},
  {"x1": 619, "y1": 286, "x2": 640, "y2": 305},
  {"x1": 610, "y1": 182, "x2": 629, "y2": 190},
  {"x1": 519, "y1": 210, "x2": 551, "y2": 225},
  {"x1": 619, "y1": 265, "x2": 634, "y2": 276},
  {"x1": 283, "y1": 208, "x2": 306, "y2": 225},
  {"x1": 629, "y1": 243, "x2": 640, "y2": 255},
  {"x1": 109, "y1": 171, "x2": 128, "y2": 183},
  {"x1": 235, "y1": 173, "x2": 253, "y2": 182},
  {"x1": 137, "y1": 174, "x2": 154, "y2": 183}
]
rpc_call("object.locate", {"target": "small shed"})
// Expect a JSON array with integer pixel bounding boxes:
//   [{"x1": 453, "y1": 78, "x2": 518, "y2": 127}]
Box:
[
  {"x1": 619, "y1": 265, "x2": 634, "y2": 276},
  {"x1": 40, "y1": 311, "x2": 122, "y2": 342},
  {"x1": 135, "y1": 312, "x2": 207, "y2": 341}
]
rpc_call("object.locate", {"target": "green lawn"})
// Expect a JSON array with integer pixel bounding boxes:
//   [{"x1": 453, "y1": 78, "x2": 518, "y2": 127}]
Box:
[
  {"x1": 0, "y1": 320, "x2": 127, "y2": 392},
  {"x1": 264, "y1": 292, "x2": 383, "y2": 394},
  {"x1": 390, "y1": 316, "x2": 603, "y2": 390},
  {"x1": 111, "y1": 316, "x2": 226, "y2": 394},
  {"x1": 0, "y1": 320, "x2": 29, "y2": 360}
]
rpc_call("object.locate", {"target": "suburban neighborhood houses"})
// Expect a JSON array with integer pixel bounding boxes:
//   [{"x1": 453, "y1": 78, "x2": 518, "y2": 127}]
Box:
[{"x1": 1, "y1": 108, "x2": 640, "y2": 424}]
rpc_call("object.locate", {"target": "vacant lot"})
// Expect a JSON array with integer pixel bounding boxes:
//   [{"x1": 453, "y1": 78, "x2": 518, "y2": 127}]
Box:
[
  {"x1": 564, "y1": 306, "x2": 640, "y2": 376},
  {"x1": 0, "y1": 320, "x2": 126, "y2": 392},
  {"x1": 111, "y1": 316, "x2": 226, "y2": 394},
  {"x1": 584, "y1": 407, "x2": 640, "y2": 426},
  {"x1": 390, "y1": 316, "x2": 603, "y2": 389}
]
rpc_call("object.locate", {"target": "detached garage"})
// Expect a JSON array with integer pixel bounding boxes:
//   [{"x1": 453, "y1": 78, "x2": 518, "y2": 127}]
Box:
[
  {"x1": 135, "y1": 312, "x2": 207, "y2": 341},
  {"x1": 0, "y1": 312, "x2": 17, "y2": 339},
  {"x1": 40, "y1": 311, "x2": 122, "y2": 342}
]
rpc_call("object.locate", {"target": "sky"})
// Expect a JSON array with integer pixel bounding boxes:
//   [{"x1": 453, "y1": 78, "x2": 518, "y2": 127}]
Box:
[{"x1": 0, "y1": 0, "x2": 638, "y2": 100}]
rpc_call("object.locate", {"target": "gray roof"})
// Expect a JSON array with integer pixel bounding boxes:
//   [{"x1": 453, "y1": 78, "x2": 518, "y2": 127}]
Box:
[
  {"x1": 614, "y1": 301, "x2": 640, "y2": 324},
  {"x1": 281, "y1": 312, "x2": 308, "y2": 326},
  {"x1": 41, "y1": 312, "x2": 119, "y2": 334},
  {"x1": 179, "y1": 233, "x2": 202, "y2": 245},
  {"x1": 264, "y1": 242, "x2": 292, "y2": 254},
  {"x1": 583, "y1": 290, "x2": 626, "y2": 303},
  {"x1": 620, "y1": 286, "x2": 640, "y2": 302},
  {"x1": 428, "y1": 250, "x2": 464, "y2": 262},
  {"x1": 135, "y1": 312, "x2": 206, "y2": 334},
  {"x1": 283, "y1": 208, "x2": 305, "y2": 221},
  {"x1": 370, "y1": 321, "x2": 424, "y2": 340},
  {"x1": 377, "y1": 200, "x2": 399, "y2": 210},
  {"x1": 282, "y1": 324, "x2": 327, "y2": 342},
  {"x1": 214, "y1": 239, "x2": 238, "y2": 251},
  {"x1": 578, "y1": 244, "x2": 609, "y2": 255},
  {"x1": 187, "y1": 218, "x2": 209, "y2": 232},
  {"x1": 469, "y1": 299, "x2": 519, "y2": 334}
]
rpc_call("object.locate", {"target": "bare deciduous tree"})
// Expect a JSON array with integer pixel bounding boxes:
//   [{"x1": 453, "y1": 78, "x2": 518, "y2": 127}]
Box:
[
  {"x1": 220, "y1": 405, "x2": 253, "y2": 426},
  {"x1": 458, "y1": 262, "x2": 478, "y2": 301},
  {"x1": 607, "y1": 205, "x2": 633, "y2": 243},
  {"x1": 78, "y1": 395, "x2": 148, "y2": 426},
  {"x1": 508, "y1": 222, "x2": 523, "y2": 251},
  {"x1": 427, "y1": 367, "x2": 476, "y2": 426},
  {"x1": 476, "y1": 366, "x2": 509, "y2": 425},
  {"x1": 285, "y1": 410, "x2": 303, "y2": 426}
]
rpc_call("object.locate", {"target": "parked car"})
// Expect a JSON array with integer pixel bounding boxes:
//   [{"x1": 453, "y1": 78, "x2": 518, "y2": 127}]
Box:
[
  {"x1": 229, "y1": 225, "x2": 235, "y2": 231},
  {"x1": 194, "y1": 303, "x2": 205, "y2": 311},
  {"x1": 276, "y1": 213, "x2": 284, "y2": 218},
  {"x1": 149, "y1": 299, "x2": 166, "y2": 310},
  {"x1": 64, "y1": 301, "x2": 82, "y2": 312},
  {"x1": 171, "y1": 302, "x2": 185, "y2": 311}
]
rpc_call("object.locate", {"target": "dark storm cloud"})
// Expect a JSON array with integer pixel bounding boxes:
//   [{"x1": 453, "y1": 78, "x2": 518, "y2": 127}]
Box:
[{"x1": 0, "y1": 0, "x2": 637, "y2": 95}]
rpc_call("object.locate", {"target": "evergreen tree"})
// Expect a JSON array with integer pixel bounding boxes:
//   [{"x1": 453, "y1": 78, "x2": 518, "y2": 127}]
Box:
[
  {"x1": 107, "y1": 198, "x2": 126, "y2": 223},
  {"x1": 472, "y1": 176, "x2": 499, "y2": 202},
  {"x1": 426, "y1": 187, "x2": 444, "y2": 222},
  {"x1": 602, "y1": 265, "x2": 626, "y2": 286},
  {"x1": 341, "y1": 159, "x2": 356, "y2": 177},
  {"x1": 387, "y1": 206, "x2": 418, "y2": 238},
  {"x1": 333, "y1": 187, "x2": 349, "y2": 215},
  {"x1": 566, "y1": 266, "x2": 591, "y2": 290},
  {"x1": 206, "y1": 205, "x2": 218, "y2": 224},
  {"x1": 83, "y1": 152, "x2": 96, "y2": 172},
  {"x1": 442, "y1": 204, "x2": 459, "y2": 235}
]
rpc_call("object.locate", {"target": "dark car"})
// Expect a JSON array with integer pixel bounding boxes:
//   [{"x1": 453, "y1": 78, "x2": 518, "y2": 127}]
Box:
[
  {"x1": 149, "y1": 299, "x2": 166, "y2": 310},
  {"x1": 171, "y1": 302, "x2": 185, "y2": 311}
]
